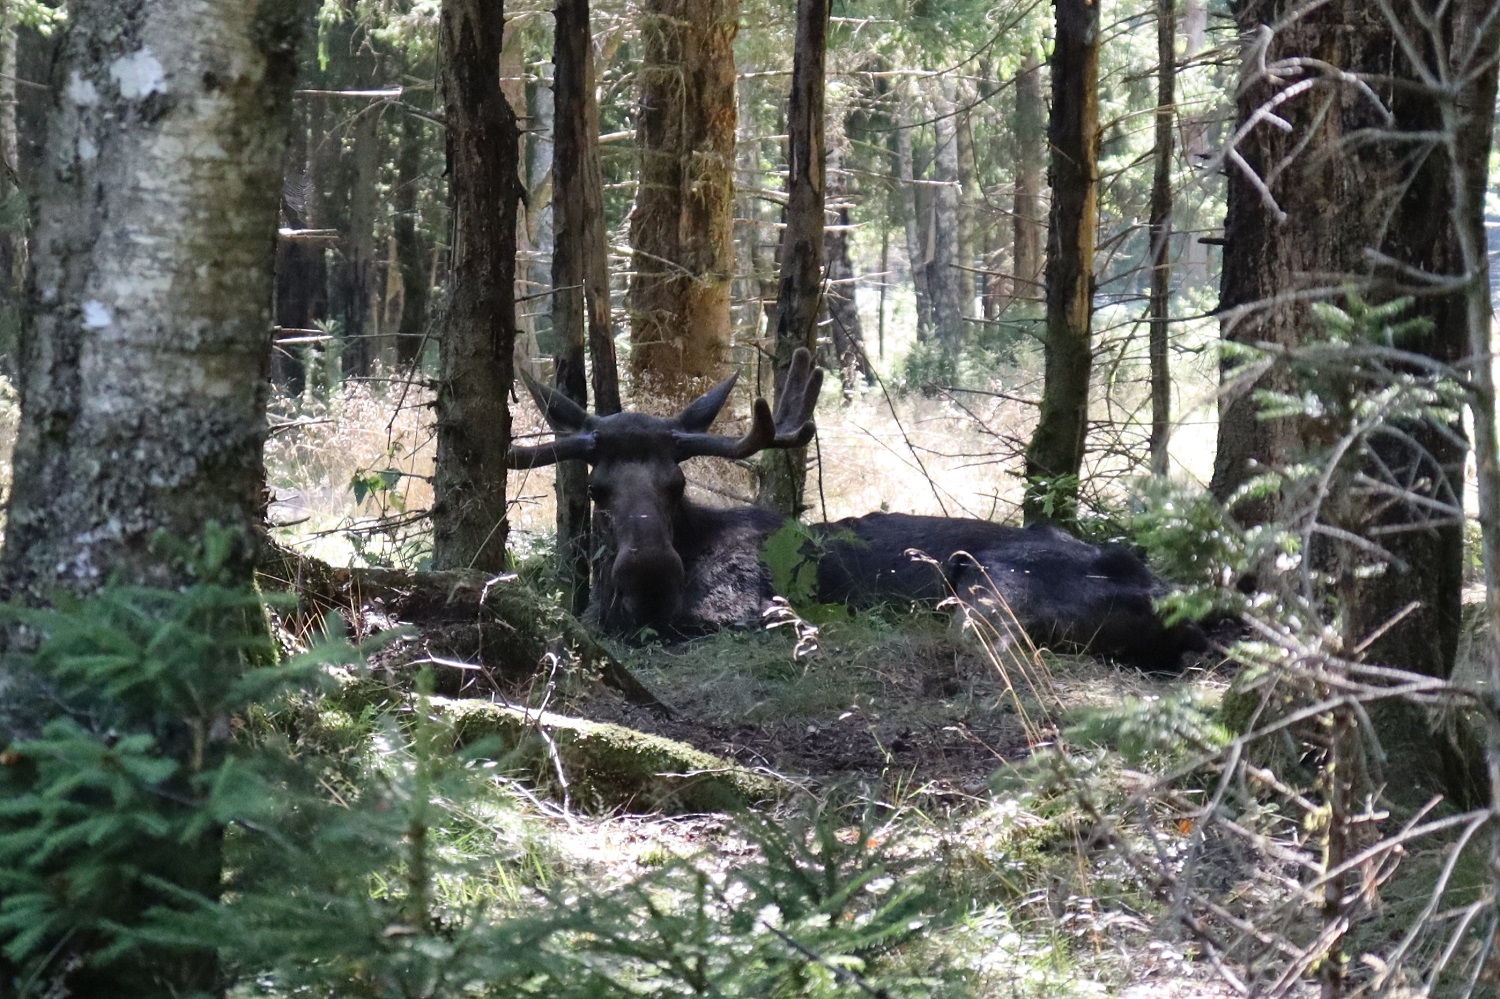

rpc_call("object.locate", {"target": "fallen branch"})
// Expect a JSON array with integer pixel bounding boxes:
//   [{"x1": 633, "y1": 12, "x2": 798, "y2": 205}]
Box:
[{"x1": 257, "y1": 541, "x2": 671, "y2": 715}]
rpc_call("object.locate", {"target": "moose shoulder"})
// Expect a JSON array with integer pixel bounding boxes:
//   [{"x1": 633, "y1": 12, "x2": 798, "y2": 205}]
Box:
[{"x1": 509, "y1": 350, "x2": 1204, "y2": 669}]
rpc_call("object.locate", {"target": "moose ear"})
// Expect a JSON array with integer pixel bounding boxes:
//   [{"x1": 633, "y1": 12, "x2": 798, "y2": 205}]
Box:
[
  {"x1": 674, "y1": 372, "x2": 739, "y2": 432},
  {"x1": 518, "y1": 368, "x2": 596, "y2": 433}
]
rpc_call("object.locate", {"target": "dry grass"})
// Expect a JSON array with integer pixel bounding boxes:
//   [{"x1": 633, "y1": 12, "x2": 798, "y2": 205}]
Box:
[{"x1": 265, "y1": 314, "x2": 1224, "y2": 567}]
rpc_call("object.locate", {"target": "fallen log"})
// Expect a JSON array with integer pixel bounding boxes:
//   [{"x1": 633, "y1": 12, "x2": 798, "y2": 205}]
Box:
[
  {"x1": 257, "y1": 541, "x2": 670, "y2": 714},
  {"x1": 432, "y1": 695, "x2": 778, "y2": 813}
]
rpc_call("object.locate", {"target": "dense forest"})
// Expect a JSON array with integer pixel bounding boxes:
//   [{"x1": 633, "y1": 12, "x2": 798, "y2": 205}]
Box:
[{"x1": 1, "y1": 0, "x2": 1499, "y2": 995}]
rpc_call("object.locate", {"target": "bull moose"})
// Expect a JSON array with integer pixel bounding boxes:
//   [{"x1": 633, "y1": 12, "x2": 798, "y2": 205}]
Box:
[{"x1": 507, "y1": 349, "x2": 1205, "y2": 669}]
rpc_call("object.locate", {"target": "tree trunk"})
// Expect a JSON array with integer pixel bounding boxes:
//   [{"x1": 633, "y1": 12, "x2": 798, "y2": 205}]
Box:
[
  {"x1": 339, "y1": 97, "x2": 383, "y2": 378},
  {"x1": 0, "y1": 0, "x2": 299, "y2": 991},
  {"x1": 1023, "y1": 0, "x2": 1100, "y2": 525},
  {"x1": 528, "y1": 66, "x2": 555, "y2": 364},
  {"x1": 321, "y1": 12, "x2": 384, "y2": 382},
  {"x1": 1147, "y1": 0, "x2": 1175, "y2": 476},
  {"x1": 500, "y1": 20, "x2": 537, "y2": 369},
  {"x1": 274, "y1": 164, "x2": 326, "y2": 395},
  {"x1": 895, "y1": 93, "x2": 932, "y2": 342},
  {"x1": 1177, "y1": 0, "x2": 1211, "y2": 286},
  {"x1": 552, "y1": 0, "x2": 609, "y2": 612},
  {"x1": 824, "y1": 141, "x2": 874, "y2": 396},
  {"x1": 757, "y1": 0, "x2": 827, "y2": 516},
  {"x1": 928, "y1": 82, "x2": 965, "y2": 359},
  {"x1": 627, "y1": 0, "x2": 738, "y2": 405},
  {"x1": 955, "y1": 83, "x2": 980, "y2": 327},
  {"x1": 1337, "y1": 4, "x2": 1497, "y2": 686},
  {"x1": 0, "y1": 0, "x2": 23, "y2": 374},
  {"x1": 433, "y1": 0, "x2": 522, "y2": 572},
  {"x1": 1214, "y1": 0, "x2": 1498, "y2": 808},
  {"x1": 1011, "y1": 51, "x2": 1045, "y2": 303},
  {"x1": 393, "y1": 106, "x2": 434, "y2": 370}
]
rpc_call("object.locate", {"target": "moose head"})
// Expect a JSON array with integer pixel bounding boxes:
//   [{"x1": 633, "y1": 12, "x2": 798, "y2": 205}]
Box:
[{"x1": 508, "y1": 348, "x2": 823, "y2": 631}]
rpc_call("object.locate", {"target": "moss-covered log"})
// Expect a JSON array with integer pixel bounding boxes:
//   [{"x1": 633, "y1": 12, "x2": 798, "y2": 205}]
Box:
[{"x1": 435, "y1": 696, "x2": 777, "y2": 813}]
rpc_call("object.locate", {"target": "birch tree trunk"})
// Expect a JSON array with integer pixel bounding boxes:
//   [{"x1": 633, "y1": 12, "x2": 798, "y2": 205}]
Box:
[
  {"x1": 2, "y1": 0, "x2": 296, "y2": 600},
  {"x1": 0, "y1": 0, "x2": 23, "y2": 372},
  {"x1": 432, "y1": 0, "x2": 522, "y2": 571},
  {"x1": 0, "y1": 1, "x2": 299, "y2": 991}
]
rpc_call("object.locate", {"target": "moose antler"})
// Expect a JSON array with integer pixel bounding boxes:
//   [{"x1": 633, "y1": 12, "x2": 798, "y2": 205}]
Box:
[
  {"x1": 506, "y1": 368, "x2": 599, "y2": 469},
  {"x1": 673, "y1": 347, "x2": 823, "y2": 460}
]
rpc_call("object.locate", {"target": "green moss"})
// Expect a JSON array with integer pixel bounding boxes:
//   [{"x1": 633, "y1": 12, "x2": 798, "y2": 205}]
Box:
[{"x1": 435, "y1": 696, "x2": 779, "y2": 813}]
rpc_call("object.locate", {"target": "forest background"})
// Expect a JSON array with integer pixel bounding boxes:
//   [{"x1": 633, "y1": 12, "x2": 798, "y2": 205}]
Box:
[{"x1": 1, "y1": 0, "x2": 1500, "y2": 996}]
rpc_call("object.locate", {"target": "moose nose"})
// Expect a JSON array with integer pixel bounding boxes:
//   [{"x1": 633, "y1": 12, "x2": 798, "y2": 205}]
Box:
[{"x1": 613, "y1": 546, "x2": 686, "y2": 626}]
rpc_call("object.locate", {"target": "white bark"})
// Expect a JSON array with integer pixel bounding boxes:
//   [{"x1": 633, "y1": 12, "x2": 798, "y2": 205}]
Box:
[{"x1": 2, "y1": 0, "x2": 297, "y2": 597}]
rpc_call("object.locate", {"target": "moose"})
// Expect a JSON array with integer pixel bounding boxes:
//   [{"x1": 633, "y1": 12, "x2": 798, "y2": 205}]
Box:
[{"x1": 508, "y1": 349, "x2": 1206, "y2": 669}]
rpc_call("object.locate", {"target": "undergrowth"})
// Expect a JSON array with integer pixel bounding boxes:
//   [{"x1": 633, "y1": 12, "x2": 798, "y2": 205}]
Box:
[{"x1": 3, "y1": 533, "x2": 1221, "y2": 998}]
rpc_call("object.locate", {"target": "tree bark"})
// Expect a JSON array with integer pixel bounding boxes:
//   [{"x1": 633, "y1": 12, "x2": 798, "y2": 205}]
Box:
[
  {"x1": 627, "y1": 0, "x2": 738, "y2": 405},
  {"x1": 1011, "y1": 51, "x2": 1045, "y2": 304},
  {"x1": 393, "y1": 106, "x2": 433, "y2": 369},
  {"x1": 552, "y1": 0, "x2": 609, "y2": 612},
  {"x1": 0, "y1": 0, "x2": 23, "y2": 373},
  {"x1": 1023, "y1": 0, "x2": 1100, "y2": 525},
  {"x1": 432, "y1": 0, "x2": 522, "y2": 572},
  {"x1": 1177, "y1": 0, "x2": 1211, "y2": 286},
  {"x1": 527, "y1": 64, "x2": 555, "y2": 362},
  {"x1": 928, "y1": 80, "x2": 965, "y2": 358},
  {"x1": 322, "y1": 10, "x2": 383, "y2": 381},
  {"x1": 3, "y1": 0, "x2": 295, "y2": 599},
  {"x1": 1147, "y1": 0, "x2": 1175, "y2": 476},
  {"x1": 1337, "y1": 3, "x2": 1497, "y2": 687},
  {"x1": 756, "y1": 0, "x2": 828, "y2": 516},
  {"x1": 823, "y1": 140, "x2": 875, "y2": 396},
  {"x1": 1214, "y1": 0, "x2": 1499, "y2": 809},
  {"x1": 955, "y1": 83, "x2": 981, "y2": 328},
  {"x1": 894, "y1": 91, "x2": 932, "y2": 342},
  {"x1": 0, "y1": 0, "x2": 299, "y2": 991}
]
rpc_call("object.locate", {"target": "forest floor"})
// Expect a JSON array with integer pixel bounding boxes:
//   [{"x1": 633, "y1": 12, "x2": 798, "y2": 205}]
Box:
[{"x1": 537, "y1": 613, "x2": 1256, "y2": 998}]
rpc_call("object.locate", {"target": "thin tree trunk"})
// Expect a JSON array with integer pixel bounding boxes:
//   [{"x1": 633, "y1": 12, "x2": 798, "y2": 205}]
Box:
[
  {"x1": 433, "y1": 0, "x2": 522, "y2": 572},
  {"x1": 627, "y1": 0, "x2": 738, "y2": 405},
  {"x1": 1023, "y1": 0, "x2": 1099, "y2": 525},
  {"x1": 325, "y1": 16, "x2": 383, "y2": 381},
  {"x1": 1011, "y1": 51, "x2": 1045, "y2": 303},
  {"x1": 1147, "y1": 0, "x2": 1175, "y2": 476},
  {"x1": 274, "y1": 162, "x2": 326, "y2": 395},
  {"x1": 0, "y1": 1, "x2": 299, "y2": 990},
  {"x1": 393, "y1": 106, "x2": 433, "y2": 369},
  {"x1": 552, "y1": 0, "x2": 603, "y2": 612},
  {"x1": 757, "y1": 0, "x2": 828, "y2": 515},
  {"x1": 955, "y1": 83, "x2": 980, "y2": 327},
  {"x1": 1177, "y1": 0, "x2": 1211, "y2": 286},
  {"x1": 0, "y1": 0, "x2": 23, "y2": 373},
  {"x1": 501, "y1": 20, "x2": 537, "y2": 368},
  {"x1": 528, "y1": 66, "x2": 555, "y2": 361},
  {"x1": 895, "y1": 94, "x2": 932, "y2": 342},
  {"x1": 824, "y1": 140, "x2": 874, "y2": 394},
  {"x1": 928, "y1": 82, "x2": 964, "y2": 359}
]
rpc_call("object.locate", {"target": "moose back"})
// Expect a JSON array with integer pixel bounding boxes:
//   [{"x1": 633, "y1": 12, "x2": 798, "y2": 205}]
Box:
[{"x1": 508, "y1": 350, "x2": 1205, "y2": 669}]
